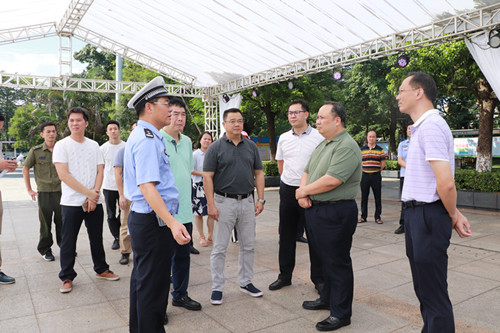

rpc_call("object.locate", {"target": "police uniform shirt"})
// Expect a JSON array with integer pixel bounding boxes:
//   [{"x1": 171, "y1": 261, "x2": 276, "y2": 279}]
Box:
[
  {"x1": 24, "y1": 143, "x2": 61, "y2": 192},
  {"x1": 123, "y1": 120, "x2": 179, "y2": 215}
]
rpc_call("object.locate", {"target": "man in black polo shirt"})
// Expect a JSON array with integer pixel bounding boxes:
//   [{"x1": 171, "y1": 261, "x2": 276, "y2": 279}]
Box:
[{"x1": 203, "y1": 108, "x2": 265, "y2": 305}]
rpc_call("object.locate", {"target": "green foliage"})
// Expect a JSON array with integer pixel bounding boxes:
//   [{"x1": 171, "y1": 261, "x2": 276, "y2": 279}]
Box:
[
  {"x1": 455, "y1": 170, "x2": 500, "y2": 192},
  {"x1": 263, "y1": 161, "x2": 279, "y2": 176},
  {"x1": 384, "y1": 160, "x2": 400, "y2": 170},
  {"x1": 7, "y1": 104, "x2": 41, "y2": 150}
]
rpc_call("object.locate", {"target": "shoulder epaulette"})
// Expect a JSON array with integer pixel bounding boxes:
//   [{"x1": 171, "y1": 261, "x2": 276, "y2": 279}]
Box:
[
  {"x1": 144, "y1": 128, "x2": 154, "y2": 138},
  {"x1": 33, "y1": 144, "x2": 43, "y2": 150}
]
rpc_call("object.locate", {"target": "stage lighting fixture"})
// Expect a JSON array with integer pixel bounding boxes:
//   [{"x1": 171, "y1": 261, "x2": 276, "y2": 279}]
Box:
[
  {"x1": 397, "y1": 54, "x2": 410, "y2": 68},
  {"x1": 287, "y1": 79, "x2": 296, "y2": 90},
  {"x1": 488, "y1": 29, "x2": 500, "y2": 48},
  {"x1": 333, "y1": 71, "x2": 342, "y2": 81},
  {"x1": 222, "y1": 93, "x2": 230, "y2": 103},
  {"x1": 252, "y1": 88, "x2": 260, "y2": 97}
]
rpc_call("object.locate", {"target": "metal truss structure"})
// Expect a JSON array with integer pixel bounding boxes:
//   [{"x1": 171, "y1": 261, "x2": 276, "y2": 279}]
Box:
[
  {"x1": 0, "y1": 1, "x2": 499, "y2": 135},
  {"x1": 208, "y1": 3, "x2": 500, "y2": 96},
  {"x1": 0, "y1": 72, "x2": 204, "y2": 97}
]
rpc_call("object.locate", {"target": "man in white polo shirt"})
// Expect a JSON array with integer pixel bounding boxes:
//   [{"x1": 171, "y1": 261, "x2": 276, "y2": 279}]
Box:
[
  {"x1": 397, "y1": 72, "x2": 471, "y2": 332},
  {"x1": 269, "y1": 100, "x2": 324, "y2": 292}
]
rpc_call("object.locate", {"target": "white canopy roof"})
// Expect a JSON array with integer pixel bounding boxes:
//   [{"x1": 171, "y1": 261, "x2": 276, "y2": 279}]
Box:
[{"x1": 1, "y1": 0, "x2": 499, "y2": 89}]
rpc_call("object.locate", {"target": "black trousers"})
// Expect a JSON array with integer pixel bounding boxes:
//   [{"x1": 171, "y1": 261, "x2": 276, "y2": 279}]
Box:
[
  {"x1": 278, "y1": 182, "x2": 323, "y2": 286},
  {"x1": 398, "y1": 177, "x2": 405, "y2": 225},
  {"x1": 404, "y1": 201, "x2": 454, "y2": 333},
  {"x1": 129, "y1": 211, "x2": 174, "y2": 333},
  {"x1": 306, "y1": 200, "x2": 357, "y2": 319},
  {"x1": 37, "y1": 191, "x2": 62, "y2": 255},
  {"x1": 360, "y1": 172, "x2": 382, "y2": 220},
  {"x1": 59, "y1": 204, "x2": 108, "y2": 281},
  {"x1": 171, "y1": 222, "x2": 193, "y2": 300},
  {"x1": 103, "y1": 189, "x2": 121, "y2": 240}
]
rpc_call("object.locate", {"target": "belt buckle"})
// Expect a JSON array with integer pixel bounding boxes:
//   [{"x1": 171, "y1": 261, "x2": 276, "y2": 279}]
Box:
[{"x1": 236, "y1": 194, "x2": 243, "y2": 200}]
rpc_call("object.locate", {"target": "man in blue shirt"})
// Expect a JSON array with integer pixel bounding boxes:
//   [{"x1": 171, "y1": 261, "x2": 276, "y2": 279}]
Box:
[
  {"x1": 394, "y1": 124, "x2": 411, "y2": 234},
  {"x1": 124, "y1": 77, "x2": 190, "y2": 333}
]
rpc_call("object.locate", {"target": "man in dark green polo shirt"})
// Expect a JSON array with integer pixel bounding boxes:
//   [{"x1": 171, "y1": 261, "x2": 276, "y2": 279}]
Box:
[
  {"x1": 23, "y1": 122, "x2": 62, "y2": 262},
  {"x1": 295, "y1": 101, "x2": 362, "y2": 332}
]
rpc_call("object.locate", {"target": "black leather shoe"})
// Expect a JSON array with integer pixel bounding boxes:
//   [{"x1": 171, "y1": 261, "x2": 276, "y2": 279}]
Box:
[
  {"x1": 296, "y1": 236, "x2": 308, "y2": 243},
  {"x1": 172, "y1": 296, "x2": 202, "y2": 311},
  {"x1": 316, "y1": 316, "x2": 351, "y2": 331},
  {"x1": 190, "y1": 245, "x2": 200, "y2": 255},
  {"x1": 163, "y1": 313, "x2": 168, "y2": 325},
  {"x1": 394, "y1": 225, "x2": 405, "y2": 234},
  {"x1": 269, "y1": 278, "x2": 291, "y2": 290},
  {"x1": 302, "y1": 298, "x2": 329, "y2": 310}
]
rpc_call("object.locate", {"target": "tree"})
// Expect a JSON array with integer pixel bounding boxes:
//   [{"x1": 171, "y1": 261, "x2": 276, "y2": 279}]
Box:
[
  {"x1": 386, "y1": 41, "x2": 498, "y2": 172},
  {"x1": 0, "y1": 87, "x2": 29, "y2": 140}
]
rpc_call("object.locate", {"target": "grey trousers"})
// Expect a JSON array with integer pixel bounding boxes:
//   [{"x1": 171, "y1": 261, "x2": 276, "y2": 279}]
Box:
[{"x1": 210, "y1": 193, "x2": 255, "y2": 291}]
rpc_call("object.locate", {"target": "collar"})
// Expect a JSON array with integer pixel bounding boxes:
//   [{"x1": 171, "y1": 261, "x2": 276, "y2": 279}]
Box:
[
  {"x1": 412, "y1": 109, "x2": 440, "y2": 128},
  {"x1": 42, "y1": 142, "x2": 50, "y2": 151},
  {"x1": 292, "y1": 125, "x2": 313, "y2": 136},
  {"x1": 222, "y1": 133, "x2": 245, "y2": 144},
  {"x1": 160, "y1": 129, "x2": 184, "y2": 143},
  {"x1": 138, "y1": 120, "x2": 162, "y2": 139},
  {"x1": 325, "y1": 129, "x2": 346, "y2": 145}
]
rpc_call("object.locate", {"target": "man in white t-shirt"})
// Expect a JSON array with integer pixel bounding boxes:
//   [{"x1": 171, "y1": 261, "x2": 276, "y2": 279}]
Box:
[
  {"x1": 53, "y1": 107, "x2": 120, "y2": 294},
  {"x1": 100, "y1": 120, "x2": 126, "y2": 251},
  {"x1": 269, "y1": 100, "x2": 324, "y2": 293}
]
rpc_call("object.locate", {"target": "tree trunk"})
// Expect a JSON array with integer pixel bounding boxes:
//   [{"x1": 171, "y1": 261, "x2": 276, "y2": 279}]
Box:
[
  {"x1": 475, "y1": 78, "x2": 496, "y2": 172},
  {"x1": 261, "y1": 102, "x2": 277, "y2": 161}
]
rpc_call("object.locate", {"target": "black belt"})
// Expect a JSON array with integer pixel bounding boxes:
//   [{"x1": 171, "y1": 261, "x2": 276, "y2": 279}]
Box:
[
  {"x1": 402, "y1": 200, "x2": 442, "y2": 209},
  {"x1": 311, "y1": 199, "x2": 354, "y2": 206},
  {"x1": 215, "y1": 190, "x2": 252, "y2": 200}
]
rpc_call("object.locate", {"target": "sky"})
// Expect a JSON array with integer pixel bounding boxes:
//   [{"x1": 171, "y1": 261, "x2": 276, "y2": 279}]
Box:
[{"x1": 0, "y1": 36, "x2": 88, "y2": 77}]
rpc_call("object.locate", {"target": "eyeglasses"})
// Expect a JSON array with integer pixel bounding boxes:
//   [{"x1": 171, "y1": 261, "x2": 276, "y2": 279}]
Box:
[
  {"x1": 397, "y1": 88, "x2": 419, "y2": 95},
  {"x1": 287, "y1": 111, "x2": 307, "y2": 116},
  {"x1": 226, "y1": 119, "x2": 244, "y2": 124},
  {"x1": 150, "y1": 102, "x2": 170, "y2": 106}
]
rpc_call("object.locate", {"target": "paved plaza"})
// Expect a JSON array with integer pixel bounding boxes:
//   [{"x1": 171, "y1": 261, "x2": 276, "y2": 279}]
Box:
[{"x1": 1, "y1": 169, "x2": 499, "y2": 332}]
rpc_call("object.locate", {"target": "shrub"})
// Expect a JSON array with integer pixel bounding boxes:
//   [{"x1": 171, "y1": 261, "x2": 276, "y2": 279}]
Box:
[
  {"x1": 263, "y1": 161, "x2": 279, "y2": 177},
  {"x1": 385, "y1": 160, "x2": 400, "y2": 170},
  {"x1": 455, "y1": 170, "x2": 500, "y2": 192}
]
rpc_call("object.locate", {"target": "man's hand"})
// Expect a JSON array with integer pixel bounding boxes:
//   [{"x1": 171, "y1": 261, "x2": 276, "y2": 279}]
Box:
[
  {"x1": 255, "y1": 201, "x2": 264, "y2": 216},
  {"x1": 87, "y1": 189, "x2": 100, "y2": 203},
  {"x1": 295, "y1": 186, "x2": 308, "y2": 200},
  {"x1": 298, "y1": 197, "x2": 312, "y2": 209},
  {"x1": 171, "y1": 221, "x2": 191, "y2": 245},
  {"x1": 119, "y1": 195, "x2": 128, "y2": 211},
  {"x1": 0, "y1": 159, "x2": 17, "y2": 172},
  {"x1": 28, "y1": 189, "x2": 38, "y2": 201},
  {"x1": 208, "y1": 203, "x2": 219, "y2": 221},
  {"x1": 85, "y1": 199, "x2": 97, "y2": 212},
  {"x1": 451, "y1": 210, "x2": 472, "y2": 238}
]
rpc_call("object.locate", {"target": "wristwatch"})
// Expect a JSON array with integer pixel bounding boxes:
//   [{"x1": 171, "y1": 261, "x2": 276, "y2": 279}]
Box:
[{"x1": 257, "y1": 199, "x2": 266, "y2": 205}]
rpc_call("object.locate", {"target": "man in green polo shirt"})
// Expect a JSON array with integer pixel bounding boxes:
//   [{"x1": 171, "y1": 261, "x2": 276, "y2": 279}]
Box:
[
  {"x1": 23, "y1": 122, "x2": 62, "y2": 262},
  {"x1": 295, "y1": 101, "x2": 361, "y2": 332},
  {"x1": 160, "y1": 97, "x2": 202, "y2": 319}
]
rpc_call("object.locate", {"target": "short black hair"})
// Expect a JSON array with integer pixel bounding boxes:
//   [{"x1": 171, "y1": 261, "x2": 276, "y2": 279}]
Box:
[
  {"x1": 40, "y1": 122, "x2": 56, "y2": 132},
  {"x1": 288, "y1": 100, "x2": 309, "y2": 112},
  {"x1": 0, "y1": 114, "x2": 5, "y2": 122},
  {"x1": 407, "y1": 72, "x2": 437, "y2": 102},
  {"x1": 196, "y1": 131, "x2": 213, "y2": 149},
  {"x1": 323, "y1": 101, "x2": 346, "y2": 125},
  {"x1": 129, "y1": 120, "x2": 137, "y2": 131},
  {"x1": 135, "y1": 96, "x2": 162, "y2": 117},
  {"x1": 106, "y1": 120, "x2": 120, "y2": 130},
  {"x1": 223, "y1": 108, "x2": 243, "y2": 121},
  {"x1": 67, "y1": 107, "x2": 89, "y2": 121},
  {"x1": 169, "y1": 97, "x2": 186, "y2": 110}
]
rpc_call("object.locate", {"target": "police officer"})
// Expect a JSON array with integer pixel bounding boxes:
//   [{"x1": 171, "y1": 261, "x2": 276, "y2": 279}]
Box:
[
  {"x1": 22, "y1": 122, "x2": 62, "y2": 262},
  {"x1": 124, "y1": 77, "x2": 191, "y2": 333}
]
